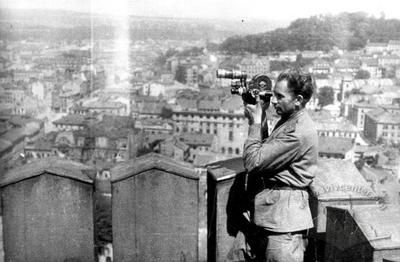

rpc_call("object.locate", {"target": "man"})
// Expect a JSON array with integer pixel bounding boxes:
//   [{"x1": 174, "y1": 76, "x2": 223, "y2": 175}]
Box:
[{"x1": 242, "y1": 68, "x2": 318, "y2": 262}]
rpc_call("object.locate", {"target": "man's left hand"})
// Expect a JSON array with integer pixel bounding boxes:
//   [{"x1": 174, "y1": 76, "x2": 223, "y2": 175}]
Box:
[{"x1": 244, "y1": 101, "x2": 263, "y2": 125}]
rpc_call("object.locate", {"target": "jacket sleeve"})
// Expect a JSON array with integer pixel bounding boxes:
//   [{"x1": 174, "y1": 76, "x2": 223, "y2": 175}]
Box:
[{"x1": 243, "y1": 124, "x2": 300, "y2": 174}]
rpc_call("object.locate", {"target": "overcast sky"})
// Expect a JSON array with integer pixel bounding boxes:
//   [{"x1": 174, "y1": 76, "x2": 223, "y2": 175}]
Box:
[{"x1": 1, "y1": 0, "x2": 400, "y2": 21}]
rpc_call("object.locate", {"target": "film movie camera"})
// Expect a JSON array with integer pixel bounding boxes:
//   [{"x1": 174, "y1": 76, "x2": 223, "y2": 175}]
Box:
[{"x1": 216, "y1": 69, "x2": 273, "y2": 105}]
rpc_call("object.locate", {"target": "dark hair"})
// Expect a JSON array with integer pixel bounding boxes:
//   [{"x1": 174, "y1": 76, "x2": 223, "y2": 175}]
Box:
[{"x1": 276, "y1": 68, "x2": 315, "y2": 105}]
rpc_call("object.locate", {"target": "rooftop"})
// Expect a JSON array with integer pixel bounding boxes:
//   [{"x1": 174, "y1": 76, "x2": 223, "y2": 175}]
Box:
[
  {"x1": 53, "y1": 114, "x2": 88, "y2": 126},
  {"x1": 318, "y1": 136, "x2": 354, "y2": 155},
  {"x1": 366, "y1": 110, "x2": 400, "y2": 124},
  {"x1": 178, "y1": 133, "x2": 214, "y2": 146},
  {"x1": 197, "y1": 99, "x2": 220, "y2": 111}
]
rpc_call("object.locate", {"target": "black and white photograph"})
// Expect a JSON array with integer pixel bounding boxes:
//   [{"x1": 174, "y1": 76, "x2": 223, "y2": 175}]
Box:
[{"x1": 0, "y1": 0, "x2": 400, "y2": 261}]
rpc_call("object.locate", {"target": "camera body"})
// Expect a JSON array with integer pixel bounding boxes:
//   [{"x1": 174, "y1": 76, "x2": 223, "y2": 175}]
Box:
[{"x1": 216, "y1": 69, "x2": 273, "y2": 104}]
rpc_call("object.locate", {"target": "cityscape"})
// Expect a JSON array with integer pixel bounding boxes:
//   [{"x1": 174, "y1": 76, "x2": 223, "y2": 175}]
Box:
[{"x1": 0, "y1": 4, "x2": 400, "y2": 262}]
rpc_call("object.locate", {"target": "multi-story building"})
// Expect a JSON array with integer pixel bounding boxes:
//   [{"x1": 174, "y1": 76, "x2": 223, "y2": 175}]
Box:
[
  {"x1": 360, "y1": 58, "x2": 382, "y2": 78},
  {"x1": 172, "y1": 95, "x2": 248, "y2": 157},
  {"x1": 334, "y1": 58, "x2": 360, "y2": 74},
  {"x1": 301, "y1": 50, "x2": 323, "y2": 59},
  {"x1": 157, "y1": 136, "x2": 190, "y2": 162},
  {"x1": 347, "y1": 102, "x2": 378, "y2": 130},
  {"x1": 176, "y1": 133, "x2": 217, "y2": 162},
  {"x1": 0, "y1": 88, "x2": 26, "y2": 115},
  {"x1": 365, "y1": 42, "x2": 387, "y2": 54},
  {"x1": 53, "y1": 114, "x2": 89, "y2": 131},
  {"x1": 0, "y1": 71, "x2": 13, "y2": 84},
  {"x1": 315, "y1": 119, "x2": 363, "y2": 141},
  {"x1": 311, "y1": 58, "x2": 332, "y2": 74},
  {"x1": 364, "y1": 109, "x2": 400, "y2": 144},
  {"x1": 84, "y1": 100, "x2": 127, "y2": 116},
  {"x1": 387, "y1": 40, "x2": 400, "y2": 51},
  {"x1": 378, "y1": 54, "x2": 400, "y2": 67},
  {"x1": 134, "y1": 118, "x2": 174, "y2": 135},
  {"x1": 12, "y1": 69, "x2": 43, "y2": 82},
  {"x1": 131, "y1": 95, "x2": 167, "y2": 119},
  {"x1": 238, "y1": 56, "x2": 270, "y2": 78}
]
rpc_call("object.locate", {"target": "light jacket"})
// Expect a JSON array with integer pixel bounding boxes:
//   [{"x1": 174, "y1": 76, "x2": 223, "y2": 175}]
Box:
[{"x1": 243, "y1": 109, "x2": 318, "y2": 232}]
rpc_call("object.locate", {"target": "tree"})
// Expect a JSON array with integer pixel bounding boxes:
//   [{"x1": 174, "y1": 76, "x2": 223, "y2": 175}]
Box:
[
  {"x1": 354, "y1": 158, "x2": 365, "y2": 170},
  {"x1": 160, "y1": 106, "x2": 173, "y2": 119},
  {"x1": 174, "y1": 65, "x2": 186, "y2": 83},
  {"x1": 318, "y1": 86, "x2": 335, "y2": 107},
  {"x1": 355, "y1": 69, "x2": 371, "y2": 79}
]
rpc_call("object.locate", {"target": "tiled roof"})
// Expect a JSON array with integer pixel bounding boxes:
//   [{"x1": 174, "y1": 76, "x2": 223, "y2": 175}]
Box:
[
  {"x1": 8, "y1": 115, "x2": 40, "y2": 127},
  {"x1": 353, "y1": 102, "x2": 379, "y2": 109},
  {"x1": 132, "y1": 100, "x2": 164, "y2": 115},
  {"x1": 85, "y1": 101, "x2": 125, "y2": 109},
  {"x1": 221, "y1": 96, "x2": 244, "y2": 112},
  {"x1": 0, "y1": 138, "x2": 12, "y2": 152},
  {"x1": 366, "y1": 110, "x2": 400, "y2": 124},
  {"x1": 1, "y1": 127, "x2": 25, "y2": 144},
  {"x1": 315, "y1": 119, "x2": 358, "y2": 132},
  {"x1": 318, "y1": 136, "x2": 354, "y2": 155},
  {"x1": 197, "y1": 99, "x2": 220, "y2": 111},
  {"x1": 178, "y1": 133, "x2": 214, "y2": 146},
  {"x1": 101, "y1": 115, "x2": 135, "y2": 129},
  {"x1": 74, "y1": 125, "x2": 131, "y2": 139},
  {"x1": 161, "y1": 137, "x2": 189, "y2": 151},
  {"x1": 366, "y1": 42, "x2": 387, "y2": 47},
  {"x1": 25, "y1": 132, "x2": 57, "y2": 151},
  {"x1": 175, "y1": 98, "x2": 198, "y2": 111},
  {"x1": 145, "y1": 133, "x2": 171, "y2": 144},
  {"x1": 136, "y1": 117, "x2": 172, "y2": 127},
  {"x1": 53, "y1": 114, "x2": 87, "y2": 126},
  {"x1": 388, "y1": 40, "x2": 400, "y2": 45}
]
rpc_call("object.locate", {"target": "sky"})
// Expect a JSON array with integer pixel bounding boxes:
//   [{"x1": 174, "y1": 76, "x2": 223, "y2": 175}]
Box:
[{"x1": 1, "y1": 0, "x2": 400, "y2": 21}]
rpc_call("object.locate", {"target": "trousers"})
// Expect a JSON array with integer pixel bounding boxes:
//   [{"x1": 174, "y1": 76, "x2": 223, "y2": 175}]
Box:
[{"x1": 264, "y1": 232, "x2": 307, "y2": 262}]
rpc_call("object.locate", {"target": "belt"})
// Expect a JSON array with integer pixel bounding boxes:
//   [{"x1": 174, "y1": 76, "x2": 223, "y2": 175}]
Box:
[
  {"x1": 264, "y1": 229, "x2": 308, "y2": 236},
  {"x1": 262, "y1": 179, "x2": 307, "y2": 191},
  {"x1": 266, "y1": 185, "x2": 306, "y2": 191}
]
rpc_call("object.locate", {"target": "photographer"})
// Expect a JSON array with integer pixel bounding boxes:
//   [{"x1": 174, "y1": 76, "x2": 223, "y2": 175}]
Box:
[{"x1": 242, "y1": 68, "x2": 318, "y2": 262}]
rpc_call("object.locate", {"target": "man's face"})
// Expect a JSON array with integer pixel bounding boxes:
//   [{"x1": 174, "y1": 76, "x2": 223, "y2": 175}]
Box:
[{"x1": 271, "y1": 80, "x2": 298, "y2": 118}]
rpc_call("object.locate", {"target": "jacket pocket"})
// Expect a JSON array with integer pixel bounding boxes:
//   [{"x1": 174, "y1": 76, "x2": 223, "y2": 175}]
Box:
[{"x1": 253, "y1": 189, "x2": 280, "y2": 227}]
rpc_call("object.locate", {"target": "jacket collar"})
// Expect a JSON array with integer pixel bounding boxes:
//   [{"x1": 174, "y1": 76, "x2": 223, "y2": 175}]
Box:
[{"x1": 272, "y1": 108, "x2": 305, "y2": 133}]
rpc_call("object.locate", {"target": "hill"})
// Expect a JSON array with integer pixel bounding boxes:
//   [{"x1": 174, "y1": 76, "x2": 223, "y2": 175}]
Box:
[
  {"x1": 0, "y1": 9, "x2": 284, "y2": 42},
  {"x1": 220, "y1": 12, "x2": 400, "y2": 54}
]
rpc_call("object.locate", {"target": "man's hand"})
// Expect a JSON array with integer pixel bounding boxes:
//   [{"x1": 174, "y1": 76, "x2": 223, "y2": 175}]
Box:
[
  {"x1": 243, "y1": 97, "x2": 270, "y2": 125},
  {"x1": 244, "y1": 100, "x2": 263, "y2": 125}
]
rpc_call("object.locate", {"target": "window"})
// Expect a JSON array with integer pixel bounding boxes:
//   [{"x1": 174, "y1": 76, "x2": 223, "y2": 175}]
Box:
[
  {"x1": 228, "y1": 147, "x2": 233, "y2": 154},
  {"x1": 229, "y1": 131, "x2": 233, "y2": 141},
  {"x1": 214, "y1": 129, "x2": 217, "y2": 135},
  {"x1": 221, "y1": 147, "x2": 225, "y2": 154},
  {"x1": 235, "y1": 148, "x2": 240, "y2": 155}
]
